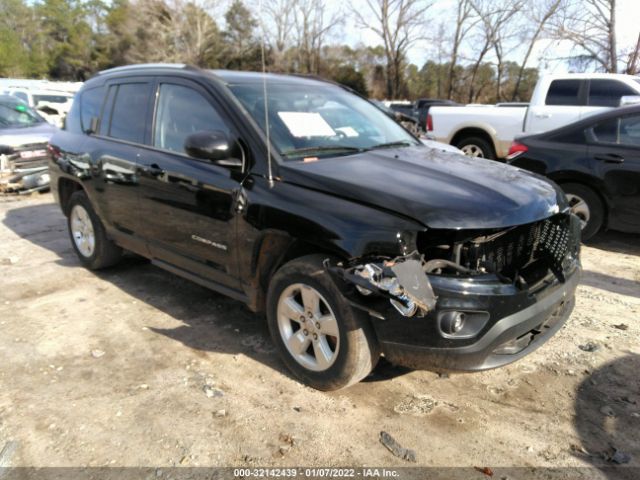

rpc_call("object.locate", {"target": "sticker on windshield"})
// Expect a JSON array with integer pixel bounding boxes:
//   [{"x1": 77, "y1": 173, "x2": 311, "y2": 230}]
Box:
[{"x1": 277, "y1": 112, "x2": 336, "y2": 137}]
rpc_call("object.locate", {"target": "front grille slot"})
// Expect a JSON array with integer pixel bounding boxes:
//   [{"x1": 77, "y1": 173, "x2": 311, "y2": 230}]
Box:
[{"x1": 463, "y1": 214, "x2": 573, "y2": 283}]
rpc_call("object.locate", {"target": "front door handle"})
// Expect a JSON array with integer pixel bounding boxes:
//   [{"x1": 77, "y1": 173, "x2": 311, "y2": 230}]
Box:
[
  {"x1": 535, "y1": 113, "x2": 551, "y2": 119},
  {"x1": 594, "y1": 153, "x2": 625, "y2": 164}
]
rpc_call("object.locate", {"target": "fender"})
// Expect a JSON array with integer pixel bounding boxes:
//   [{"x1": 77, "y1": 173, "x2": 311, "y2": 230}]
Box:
[{"x1": 236, "y1": 175, "x2": 426, "y2": 310}]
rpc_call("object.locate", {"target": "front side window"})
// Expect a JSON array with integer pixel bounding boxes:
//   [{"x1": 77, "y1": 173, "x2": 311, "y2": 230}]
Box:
[
  {"x1": 546, "y1": 80, "x2": 582, "y2": 106},
  {"x1": 588, "y1": 80, "x2": 637, "y2": 107},
  {"x1": 228, "y1": 82, "x2": 419, "y2": 159},
  {"x1": 108, "y1": 83, "x2": 151, "y2": 143},
  {"x1": 153, "y1": 83, "x2": 229, "y2": 154},
  {"x1": 593, "y1": 114, "x2": 640, "y2": 146}
]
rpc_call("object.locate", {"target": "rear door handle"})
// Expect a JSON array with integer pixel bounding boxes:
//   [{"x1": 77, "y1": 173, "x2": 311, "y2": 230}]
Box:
[
  {"x1": 535, "y1": 113, "x2": 551, "y2": 119},
  {"x1": 594, "y1": 153, "x2": 625, "y2": 164}
]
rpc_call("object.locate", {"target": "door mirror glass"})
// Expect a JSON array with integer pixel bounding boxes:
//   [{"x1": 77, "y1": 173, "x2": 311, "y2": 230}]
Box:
[
  {"x1": 618, "y1": 95, "x2": 640, "y2": 107},
  {"x1": 184, "y1": 130, "x2": 242, "y2": 167}
]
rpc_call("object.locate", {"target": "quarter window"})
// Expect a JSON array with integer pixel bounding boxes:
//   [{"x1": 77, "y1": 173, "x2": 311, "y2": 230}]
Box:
[
  {"x1": 153, "y1": 83, "x2": 229, "y2": 154},
  {"x1": 80, "y1": 86, "x2": 106, "y2": 133},
  {"x1": 593, "y1": 114, "x2": 640, "y2": 146},
  {"x1": 545, "y1": 80, "x2": 582, "y2": 106},
  {"x1": 588, "y1": 79, "x2": 637, "y2": 107},
  {"x1": 108, "y1": 83, "x2": 151, "y2": 144}
]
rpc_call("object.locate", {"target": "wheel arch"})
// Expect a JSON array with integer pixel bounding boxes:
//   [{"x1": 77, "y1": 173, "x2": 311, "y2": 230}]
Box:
[
  {"x1": 549, "y1": 172, "x2": 611, "y2": 228},
  {"x1": 58, "y1": 177, "x2": 85, "y2": 216},
  {"x1": 246, "y1": 229, "x2": 347, "y2": 312}
]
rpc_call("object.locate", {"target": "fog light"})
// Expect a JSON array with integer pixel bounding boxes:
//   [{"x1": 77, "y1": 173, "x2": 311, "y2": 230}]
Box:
[{"x1": 441, "y1": 311, "x2": 466, "y2": 334}]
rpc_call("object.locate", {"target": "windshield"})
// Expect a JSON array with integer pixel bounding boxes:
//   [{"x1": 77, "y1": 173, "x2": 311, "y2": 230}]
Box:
[
  {"x1": 0, "y1": 98, "x2": 44, "y2": 128},
  {"x1": 228, "y1": 82, "x2": 419, "y2": 159}
]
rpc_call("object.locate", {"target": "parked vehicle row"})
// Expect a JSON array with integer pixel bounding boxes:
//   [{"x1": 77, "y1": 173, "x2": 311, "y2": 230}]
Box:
[
  {"x1": 2, "y1": 85, "x2": 77, "y2": 128},
  {"x1": 507, "y1": 104, "x2": 640, "y2": 240},
  {"x1": 0, "y1": 95, "x2": 57, "y2": 193},
  {"x1": 49, "y1": 64, "x2": 580, "y2": 391},
  {"x1": 428, "y1": 73, "x2": 640, "y2": 159}
]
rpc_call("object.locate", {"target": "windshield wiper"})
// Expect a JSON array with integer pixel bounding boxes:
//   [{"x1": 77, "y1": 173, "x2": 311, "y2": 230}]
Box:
[
  {"x1": 368, "y1": 141, "x2": 415, "y2": 150},
  {"x1": 282, "y1": 145, "x2": 365, "y2": 158}
]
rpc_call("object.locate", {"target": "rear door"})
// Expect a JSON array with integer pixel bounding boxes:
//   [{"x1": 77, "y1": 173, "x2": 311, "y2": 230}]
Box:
[
  {"x1": 526, "y1": 79, "x2": 587, "y2": 133},
  {"x1": 588, "y1": 112, "x2": 640, "y2": 232},
  {"x1": 136, "y1": 77, "x2": 244, "y2": 290},
  {"x1": 87, "y1": 79, "x2": 153, "y2": 245}
]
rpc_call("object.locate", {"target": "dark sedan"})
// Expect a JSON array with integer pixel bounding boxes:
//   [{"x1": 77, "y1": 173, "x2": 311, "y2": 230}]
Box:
[{"x1": 507, "y1": 104, "x2": 640, "y2": 240}]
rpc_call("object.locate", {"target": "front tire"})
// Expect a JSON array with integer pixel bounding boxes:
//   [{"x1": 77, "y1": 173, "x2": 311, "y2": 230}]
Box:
[
  {"x1": 561, "y1": 183, "x2": 604, "y2": 241},
  {"x1": 67, "y1": 191, "x2": 123, "y2": 270},
  {"x1": 266, "y1": 255, "x2": 380, "y2": 390}
]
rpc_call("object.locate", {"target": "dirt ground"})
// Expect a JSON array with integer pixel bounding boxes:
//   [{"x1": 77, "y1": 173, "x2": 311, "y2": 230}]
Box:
[{"x1": 0, "y1": 193, "x2": 638, "y2": 477}]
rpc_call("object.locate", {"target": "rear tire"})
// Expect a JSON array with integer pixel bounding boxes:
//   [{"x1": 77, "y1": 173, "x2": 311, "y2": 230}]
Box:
[
  {"x1": 561, "y1": 183, "x2": 604, "y2": 241},
  {"x1": 455, "y1": 136, "x2": 495, "y2": 160},
  {"x1": 67, "y1": 191, "x2": 123, "y2": 270},
  {"x1": 266, "y1": 255, "x2": 380, "y2": 391}
]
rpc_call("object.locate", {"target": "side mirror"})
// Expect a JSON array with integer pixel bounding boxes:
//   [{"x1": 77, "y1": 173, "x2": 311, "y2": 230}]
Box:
[
  {"x1": 619, "y1": 95, "x2": 640, "y2": 107},
  {"x1": 184, "y1": 131, "x2": 242, "y2": 168}
]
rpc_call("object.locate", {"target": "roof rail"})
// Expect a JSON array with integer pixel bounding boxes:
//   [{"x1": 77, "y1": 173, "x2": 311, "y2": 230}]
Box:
[{"x1": 98, "y1": 63, "x2": 196, "y2": 75}]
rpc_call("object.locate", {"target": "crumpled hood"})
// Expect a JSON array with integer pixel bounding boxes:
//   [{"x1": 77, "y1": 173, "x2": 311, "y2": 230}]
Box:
[
  {"x1": 280, "y1": 146, "x2": 567, "y2": 229},
  {"x1": 0, "y1": 123, "x2": 58, "y2": 149}
]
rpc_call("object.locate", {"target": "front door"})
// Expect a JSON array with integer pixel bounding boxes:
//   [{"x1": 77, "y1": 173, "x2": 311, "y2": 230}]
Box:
[
  {"x1": 136, "y1": 79, "x2": 244, "y2": 290},
  {"x1": 588, "y1": 112, "x2": 640, "y2": 232}
]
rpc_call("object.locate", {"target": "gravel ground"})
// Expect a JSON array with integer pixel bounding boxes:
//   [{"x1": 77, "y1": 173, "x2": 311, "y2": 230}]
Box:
[{"x1": 0, "y1": 193, "x2": 638, "y2": 478}]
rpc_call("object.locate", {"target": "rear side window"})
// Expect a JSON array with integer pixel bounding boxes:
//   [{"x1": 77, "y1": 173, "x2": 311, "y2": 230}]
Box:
[
  {"x1": 80, "y1": 86, "x2": 106, "y2": 133},
  {"x1": 588, "y1": 80, "x2": 637, "y2": 107},
  {"x1": 546, "y1": 80, "x2": 582, "y2": 106},
  {"x1": 107, "y1": 83, "x2": 151, "y2": 144}
]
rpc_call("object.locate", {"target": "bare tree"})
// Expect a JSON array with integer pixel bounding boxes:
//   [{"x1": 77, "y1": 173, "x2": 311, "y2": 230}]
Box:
[
  {"x1": 625, "y1": 33, "x2": 640, "y2": 75},
  {"x1": 511, "y1": 0, "x2": 562, "y2": 100},
  {"x1": 446, "y1": 0, "x2": 478, "y2": 99},
  {"x1": 467, "y1": 0, "x2": 522, "y2": 103},
  {"x1": 261, "y1": 0, "x2": 296, "y2": 70},
  {"x1": 129, "y1": 0, "x2": 220, "y2": 66},
  {"x1": 292, "y1": 0, "x2": 342, "y2": 74},
  {"x1": 552, "y1": 0, "x2": 618, "y2": 72},
  {"x1": 352, "y1": 0, "x2": 433, "y2": 99}
]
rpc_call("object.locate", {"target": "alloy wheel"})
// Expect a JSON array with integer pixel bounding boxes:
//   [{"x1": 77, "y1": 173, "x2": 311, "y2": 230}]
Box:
[
  {"x1": 566, "y1": 193, "x2": 590, "y2": 229},
  {"x1": 70, "y1": 204, "x2": 96, "y2": 258},
  {"x1": 276, "y1": 283, "x2": 340, "y2": 372},
  {"x1": 461, "y1": 144, "x2": 485, "y2": 157}
]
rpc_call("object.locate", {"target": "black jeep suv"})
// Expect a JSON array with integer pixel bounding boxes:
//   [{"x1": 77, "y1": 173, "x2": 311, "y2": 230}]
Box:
[{"x1": 49, "y1": 64, "x2": 581, "y2": 390}]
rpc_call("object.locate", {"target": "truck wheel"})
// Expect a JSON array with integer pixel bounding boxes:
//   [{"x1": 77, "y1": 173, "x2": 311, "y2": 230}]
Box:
[
  {"x1": 266, "y1": 255, "x2": 380, "y2": 391},
  {"x1": 455, "y1": 136, "x2": 495, "y2": 159},
  {"x1": 67, "y1": 191, "x2": 123, "y2": 270},
  {"x1": 561, "y1": 183, "x2": 604, "y2": 241}
]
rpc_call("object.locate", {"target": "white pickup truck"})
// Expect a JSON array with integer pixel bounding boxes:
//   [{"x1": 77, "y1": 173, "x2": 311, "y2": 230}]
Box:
[{"x1": 427, "y1": 73, "x2": 640, "y2": 159}]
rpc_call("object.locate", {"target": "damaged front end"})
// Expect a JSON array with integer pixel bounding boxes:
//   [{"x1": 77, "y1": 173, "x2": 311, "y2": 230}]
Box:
[
  {"x1": 328, "y1": 212, "x2": 581, "y2": 371},
  {"x1": 0, "y1": 143, "x2": 50, "y2": 194},
  {"x1": 332, "y1": 252, "x2": 440, "y2": 318}
]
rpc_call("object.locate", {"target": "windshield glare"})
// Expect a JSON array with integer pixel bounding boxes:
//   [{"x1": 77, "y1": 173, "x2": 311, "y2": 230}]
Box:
[
  {"x1": 0, "y1": 99, "x2": 44, "y2": 128},
  {"x1": 229, "y1": 82, "x2": 419, "y2": 158}
]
